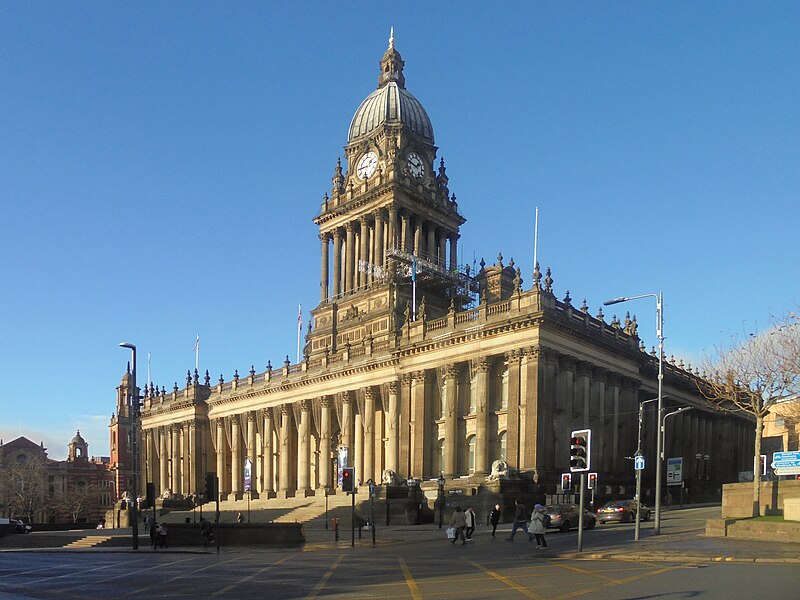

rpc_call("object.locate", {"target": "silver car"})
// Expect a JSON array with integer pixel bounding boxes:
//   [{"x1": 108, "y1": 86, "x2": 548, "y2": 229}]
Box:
[{"x1": 545, "y1": 503, "x2": 597, "y2": 532}]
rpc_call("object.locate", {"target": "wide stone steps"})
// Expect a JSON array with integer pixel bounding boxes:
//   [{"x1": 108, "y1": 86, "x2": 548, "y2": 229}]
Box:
[{"x1": 63, "y1": 535, "x2": 113, "y2": 549}]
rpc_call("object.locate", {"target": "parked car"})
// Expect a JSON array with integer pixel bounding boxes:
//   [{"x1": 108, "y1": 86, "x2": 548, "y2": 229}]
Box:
[
  {"x1": 0, "y1": 519, "x2": 32, "y2": 534},
  {"x1": 596, "y1": 500, "x2": 650, "y2": 524},
  {"x1": 545, "y1": 503, "x2": 596, "y2": 531}
]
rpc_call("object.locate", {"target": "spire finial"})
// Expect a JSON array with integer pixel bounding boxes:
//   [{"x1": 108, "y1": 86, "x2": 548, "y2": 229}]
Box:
[{"x1": 389, "y1": 27, "x2": 394, "y2": 49}]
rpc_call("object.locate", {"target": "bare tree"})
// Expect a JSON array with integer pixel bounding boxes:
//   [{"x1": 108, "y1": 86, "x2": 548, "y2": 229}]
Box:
[
  {"x1": 60, "y1": 481, "x2": 100, "y2": 523},
  {"x1": 0, "y1": 455, "x2": 51, "y2": 523},
  {"x1": 699, "y1": 312, "x2": 800, "y2": 516}
]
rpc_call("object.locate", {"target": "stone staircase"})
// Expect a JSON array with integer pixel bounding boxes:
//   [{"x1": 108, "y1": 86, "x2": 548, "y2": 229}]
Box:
[{"x1": 63, "y1": 535, "x2": 113, "y2": 549}]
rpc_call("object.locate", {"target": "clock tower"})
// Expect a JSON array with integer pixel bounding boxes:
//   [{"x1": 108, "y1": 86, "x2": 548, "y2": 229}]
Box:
[{"x1": 309, "y1": 32, "x2": 468, "y2": 357}]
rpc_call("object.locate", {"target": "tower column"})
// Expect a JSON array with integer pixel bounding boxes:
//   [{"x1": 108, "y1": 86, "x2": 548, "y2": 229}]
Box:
[
  {"x1": 375, "y1": 208, "x2": 385, "y2": 270},
  {"x1": 388, "y1": 205, "x2": 397, "y2": 253},
  {"x1": 262, "y1": 409, "x2": 275, "y2": 496},
  {"x1": 444, "y1": 365, "x2": 458, "y2": 477},
  {"x1": 474, "y1": 358, "x2": 490, "y2": 474},
  {"x1": 506, "y1": 351, "x2": 521, "y2": 470},
  {"x1": 401, "y1": 213, "x2": 410, "y2": 253},
  {"x1": 320, "y1": 233, "x2": 329, "y2": 301},
  {"x1": 318, "y1": 397, "x2": 332, "y2": 490},
  {"x1": 345, "y1": 222, "x2": 355, "y2": 294},
  {"x1": 340, "y1": 391, "x2": 353, "y2": 462},
  {"x1": 411, "y1": 370, "x2": 428, "y2": 477},
  {"x1": 332, "y1": 229, "x2": 342, "y2": 298},
  {"x1": 426, "y1": 223, "x2": 435, "y2": 261},
  {"x1": 438, "y1": 229, "x2": 446, "y2": 267},
  {"x1": 359, "y1": 216, "x2": 369, "y2": 289},
  {"x1": 297, "y1": 400, "x2": 311, "y2": 496},
  {"x1": 413, "y1": 217, "x2": 421, "y2": 255},
  {"x1": 231, "y1": 415, "x2": 242, "y2": 499},
  {"x1": 363, "y1": 387, "x2": 375, "y2": 483},
  {"x1": 449, "y1": 234, "x2": 458, "y2": 271},
  {"x1": 385, "y1": 381, "x2": 399, "y2": 473}
]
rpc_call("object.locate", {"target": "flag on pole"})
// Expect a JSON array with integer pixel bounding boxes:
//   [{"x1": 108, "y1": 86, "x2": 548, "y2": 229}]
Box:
[{"x1": 193, "y1": 334, "x2": 199, "y2": 371}]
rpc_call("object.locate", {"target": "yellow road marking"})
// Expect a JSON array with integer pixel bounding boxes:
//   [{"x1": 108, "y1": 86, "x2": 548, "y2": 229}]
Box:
[
  {"x1": 399, "y1": 557, "x2": 423, "y2": 600},
  {"x1": 468, "y1": 560, "x2": 545, "y2": 600},
  {"x1": 555, "y1": 562, "x2": 688, "y2": 599},
  {"x1": 305, "y1": 554, "x2": 344, "y2": 599}
]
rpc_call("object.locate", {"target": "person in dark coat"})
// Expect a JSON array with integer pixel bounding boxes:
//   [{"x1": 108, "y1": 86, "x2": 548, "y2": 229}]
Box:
[
  {"x1": 506, "y1": 499, "x2": 533, "y2": 542},
  {"x1": 489, "y1": 503, "x2": 502, "y2": 537}
]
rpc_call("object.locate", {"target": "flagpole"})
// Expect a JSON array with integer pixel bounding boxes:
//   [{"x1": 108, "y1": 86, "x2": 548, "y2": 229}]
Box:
[
  {"x1": 411, "y1": 257, "x2": 417, "y2": 321},
  {"x1": 195, "y1": 334, "x2": 199, "y2": 372},
  {"x1": 296, "y1": 304, "x2": 302, "y2": 364},
  {"x1": 147, "y1": 352, "x2": 151, "y2": 386},
  {"x1": 533, "y1": 206, "x2": 539, "y2": 273}
]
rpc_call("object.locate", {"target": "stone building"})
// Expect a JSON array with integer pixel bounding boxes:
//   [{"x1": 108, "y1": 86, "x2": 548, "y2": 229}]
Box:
[
  {"x1": 0, "y1": 433, "x2": 114, "y2": 524},
  {"x1": 130, "y1": 35, "x2": 754, "y2": 507}
]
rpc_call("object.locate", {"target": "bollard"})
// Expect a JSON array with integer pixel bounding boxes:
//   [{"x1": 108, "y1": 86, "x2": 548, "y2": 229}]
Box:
[{"x1": 333, "y1": 517, "x2": 339, "y2": 541}]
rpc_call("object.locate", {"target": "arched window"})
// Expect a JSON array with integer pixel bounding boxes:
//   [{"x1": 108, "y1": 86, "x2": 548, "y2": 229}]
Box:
[{"x1": 467, "y1": 436, "x2": 476, "y2": 473}]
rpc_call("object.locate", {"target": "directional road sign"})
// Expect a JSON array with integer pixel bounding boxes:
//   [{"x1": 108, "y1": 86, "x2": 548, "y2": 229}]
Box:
[
  {"x1": 774, "y1": 466, "x2": 800, "y2": 476},
  {"x1": 634, "y1": 455, "x2": 645, "y2": 471},
  {"x1": 771, "y1": 450, "x2": 800, "y2": 469}
]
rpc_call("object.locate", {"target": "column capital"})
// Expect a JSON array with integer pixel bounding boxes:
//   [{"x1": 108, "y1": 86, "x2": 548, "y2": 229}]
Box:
[
  {"x1": 333, "y1": 227, "x2": 342, "y2": 241},
  {"x1": 300, "y1": 399, "x2": 311, "y2": 411},
  {"x1": 280, "y1": 404, "x2": 291, "y2": 416},
  {"x1": 576, "y1": 361, "x2": 593, "y2": 378},
  {"x1": 444, "y1": 364, "x2": 459, "y2": 380},
  {"x1": 319, "y1": 231, "x2": 330, "y2": 242},
  {"x1": 412, "y1": 370, "x2": 427, "y2": 383},
  {"x1": 321, "y1": 395, "x2": 334, "y2": 408},
  {"x1": 505, "y1": 349, "x2": 520, "y2": 362},
  {"x1": 388, "y1": 380, "x2": 399, "y2": 394}
]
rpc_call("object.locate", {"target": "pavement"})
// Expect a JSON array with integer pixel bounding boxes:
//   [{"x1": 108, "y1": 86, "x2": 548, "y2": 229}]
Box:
[{"x1": 2, "y1": 505, "x2": 799, "y2": 564}]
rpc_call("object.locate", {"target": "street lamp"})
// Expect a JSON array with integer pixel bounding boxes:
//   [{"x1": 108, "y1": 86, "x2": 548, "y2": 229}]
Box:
[
  {"x1": 634, "y1": 396, "x2": 659, "y2": 541},
  {"x1": 605, "y1": 292, "x2": 664, "y2": 534},
  {"x1": 437, "y1": 473, "x2": 445, "y2": 529},
  {"x1": 119, "y1": 342, "x2": 139, "y2": 550}
]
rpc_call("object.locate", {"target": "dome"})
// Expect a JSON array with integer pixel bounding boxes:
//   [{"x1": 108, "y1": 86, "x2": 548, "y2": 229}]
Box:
[
  {"x1": 71, "y1": 430, "x2": 86, "y2": 445},
  {"x1": 348, "y1": 82, "x2": 434, "y2": 144}
]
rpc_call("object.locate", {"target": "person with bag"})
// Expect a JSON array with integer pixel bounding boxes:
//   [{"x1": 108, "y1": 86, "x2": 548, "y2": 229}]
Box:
[
  {"x1": 448, "y1": 506, "x2": 467, "y2": 545},
  {"x1": 506, "y1": 499, "x2": 533, "y2": 542},
  {"x1": 464, "y1": 506, "x2": 476, "y2": 540},
  {"x1": 529, "y1": 504, "x2": 548, "y2": 549}
]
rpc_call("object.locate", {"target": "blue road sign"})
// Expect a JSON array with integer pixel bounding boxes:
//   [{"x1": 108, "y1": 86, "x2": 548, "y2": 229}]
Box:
[
  {"x1": 771, "y1": 450, "x2": 800, "y2": 469},
  {"x1": 634, "y1": 455, "x2": 645, "y2": 471}
]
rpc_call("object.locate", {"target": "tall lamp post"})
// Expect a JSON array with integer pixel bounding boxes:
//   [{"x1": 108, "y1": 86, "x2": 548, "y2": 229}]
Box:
[
  {"x1": 605, "y1": 292, "x2": 664, "y2": 534},
  {"x1": 119, "y1": 342, "x2": 140, "y2": 550},
  {"x1": 437, "y1": 473, "x2": 445, "y2": 529}
]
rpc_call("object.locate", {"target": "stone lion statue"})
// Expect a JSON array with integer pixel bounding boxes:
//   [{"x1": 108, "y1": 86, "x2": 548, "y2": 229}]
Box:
[
  {"x1": 486, "y1": 459, "x2": 518, "y2": 481},
  {"x1": 161, "y1": 488, "x2": 173, "y2": 500},
  {"x1": 381, "y1": 469, "x2": 398, "y2": 486}
]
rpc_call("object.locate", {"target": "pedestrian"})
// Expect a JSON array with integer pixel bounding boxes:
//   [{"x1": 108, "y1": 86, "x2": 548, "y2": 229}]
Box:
[
  {"x1": 489, "y1": 503, "x2": 502, "y2": 537},
  {"x1": 464, "y1": 505, "x2": 476, "y2": 540},
  {"x1": 448, "y1": 506, "x2": 467, "y2": 546},
  {"x1": 200, "y1": 517, "x2": 212, "y2": 547},
  {"x1": 529, "y1": 504, "x2": 548, "y2": 549},
  {"x1": 237, "y1": 512, "x2": 245, "y2": 524},
  {"x1": 157, "y1": 522, "x2": 168, "y2": 548},
  {"x1": 149, "y1": 520, "x2": 158, "y2": 550},
  {"x1": 506, "y1": 499, "x2": 532, "y2": 542}
]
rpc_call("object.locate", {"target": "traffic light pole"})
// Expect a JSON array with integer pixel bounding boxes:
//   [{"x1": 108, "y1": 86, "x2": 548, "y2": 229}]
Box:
[
  {"x1": 577, "y1": 473, "x2": 585, "y2": 552},
  {"x1": 350, "y1": 490, "x2": 355, "y2": 548}
]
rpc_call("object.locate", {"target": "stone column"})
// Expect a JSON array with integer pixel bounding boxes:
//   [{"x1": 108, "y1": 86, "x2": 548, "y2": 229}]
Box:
[
  {"x1": 262, "y1": 409, "x2": 275, "y2": 497},
  {"x1": 474, "y1": 358, "x2": 490, "y2": 474},
  {"x1": 400, "y1": 212, "x2": 409, "y2": 252},
  {"x1": 332, "y1": 229, "x2": 342, "y2": 298},
  {"x1": 171, "y1": 423, "x2": 181, "y2": 495},
  {"x1": 297, "y1": 400, "x2": 311, "y2": 496},
  {"x1": 541, "y1": 349, "x2": 559, "y2": 471},
  {"x1": 320, "y1": 233, "x2": 329, "y2": 302},
  {"x1": 411, "y1": 371, "x2": 428, "y2": 477},
  {"x1": 340, "y1": 391, "x2": 353, "y2": 464},
  {"x1": 605, "y1": 374, "x2": 620, "y2": 474},
  {"x1": 374, "y1": 209, "x2": 385, "y2": 272},
  {"x1": 354, "y1": 412, "x2": 364, "y2": 482},
  {"x1": 438, "y1": 230, "x2": 446, "y2": 267},
  {"x1": 160, "y1": 427, "x2": 169, "y2": 494},
  {"x1": 231, "y1": 415, "x2": 242, "y2": 499},
  {"x1": 426, "y1": 223, "x2": 435, "y2": 261},
  {"x1": 443, "y1": 365, "x2": 458, "y2": 477},
  {"x1": 591, "y1": 368, "x2": 606, "y2": 469},
  {"x1": 345, "y1": 222, "x2": 355, "y2": 294},
  {"x1": 506, "y1": 351, "x2": 521, "y2": 469},
  {"x1": 246, "y1": 412, "x2": 258, "y2": 498},
  {"x1": 359, "y1": 216, "x2": 369, "y2": 289},
  {"x1": 215, "y1": 419, "x2": 226, "y2": 499},
  {"x1": 449, "y1": 234, "x2": 458, "y2": 272},
  {"x1": 363, "y1": 387, "x2": 375, "y2": 483},
  {"x1": 576, "y1": 363, "x2": 592, "y2": 428},
  {"x1": 387, "y1": 205, "x2": 397, "y2": 252},
  {"x1": 185, "y1": 422, "x2": 195, "y2": 495},
  {"x1": 556, "y1": 356, "x2": 575, "y2": 461},
  {"x1": 413, "y1": 218, "x2": 422, "y2": 256},
  {"x1": 318, "y1": 397, "x2": 332, "y2": 491},
  {"x1": 279, "y1": 405, "x2": 292, "y2": 497},
  {"x1": 385, "y1": 381, "x2": 399, "y2": 473}
]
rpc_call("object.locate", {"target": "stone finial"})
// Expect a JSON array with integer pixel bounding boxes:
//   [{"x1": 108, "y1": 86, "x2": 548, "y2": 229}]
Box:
[
  {"x1": 611, "y1": 315, "x2": 620, "y2": 329},
  {"x1": 193, "y1": 369, "x2": 199, "y2": 385},
  {"x1": 161, "y1": 386, "x2": 166, "y2": 395},
  {"x1": 650, "y1": 346, "x2": 657, "y2": 356},
  {"x1": 563, "y1": 290, "x2": 572, "y2": 305},
  {"x1": 284, "y1": 355, "x2": 291, "y2": 368},
  {"x1": 204, "y1": 370, "x2": 210, "y2": 386},
  {"x1": 630, "y1": 315, "x2": 638, "y2": 336},
  {"x1": 266, "y1": 360, "x2": 273, "y2": 372},
  {"x1": 514, "y1": 267, "x2": 521, "y2": 293},
  {"x1": 449, "y1": 298, "x2": 455, "y2": 313},
  {"x1": 669, "y1": 355, "x2": 676, "y2": 365},
  {"x1": 544, "y1": 267, "x2": 553, "y2": 293},
  {"x1": 580, "y1": 299, "x2": 589, "y2": 313},
  {"x1": 533, "y1": 261, "x2": 542, "y2": 289},
  {"x1": 186, "y1": 370, "x2": 192, "y2": 386},
  {"x1": 218, "y1": 374, "x2": 224, "y2": 384},
  {"x1": 479, "y1": 257, "x2": 486, "y2": 270},
  {"x1": 640, "y1": 340, "x2": 646, "y2": 352},
  {"x1": 233, "y1": 369, "x2": 239, "y2": 381},
  {"x1": 597, "y1": 307, "x2": 604, "y2": 321},
  {"x1": 250, "y1": 365, "x2": 256, "y2": 378},
  {"x1": 624, "y1": 311, "x2": 631, "y2": 332},
  {"x1": 173, "y1": 382, "x2": 179, "y2": 392},
  {"x1": 497, "y1": 253, "x2": 503, "y2": 268}
]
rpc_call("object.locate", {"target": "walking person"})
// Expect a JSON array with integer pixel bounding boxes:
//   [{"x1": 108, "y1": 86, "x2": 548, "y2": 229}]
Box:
[
  {"x1": 506, "y1": 499, "x2": 533, "y2": 542},
  {"x1": 464, "y1": 506, "x2": 476, "y2": 540},
  {"x1": 149, "y1": 520, "x2": 158, "y2": 550},
  {"x1": 200, "y1": 517, "x2": 212, "y2": 547},
  {"x1": 157, "y1": 522, "x2": 168, "y2": 548},
  {"x1": 449, "y1": 506, "x2": 467, "y2": 546},
  {"x1": 529, "y1": 504, "x2": 548, "y2": 549},
  {"x1": 489, "y1": 503, "x2": 502, "y2": 537}
]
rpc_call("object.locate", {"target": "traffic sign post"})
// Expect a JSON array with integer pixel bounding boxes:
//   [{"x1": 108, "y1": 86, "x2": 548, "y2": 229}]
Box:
[
  {"x1": 635, "y1": 456, "x2": 645, "y2": 471},
  {"x1": 772, "y1": 451, "x2": 800, "y2": 477},
  {"x1": 666, "y1": 457, "x2": 683, "y2": 486}
]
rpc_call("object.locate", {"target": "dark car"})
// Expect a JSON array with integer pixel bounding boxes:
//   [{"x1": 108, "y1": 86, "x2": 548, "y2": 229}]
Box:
[
  {"x1": 545, "y1": 503, "x2": 596, "y2": 531},
  {"x1": 596, "y1": 500, "x2": 650, "y2": 524}
]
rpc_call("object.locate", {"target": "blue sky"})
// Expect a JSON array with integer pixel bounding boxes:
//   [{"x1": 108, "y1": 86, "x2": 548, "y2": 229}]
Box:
[{"x1": 1, "y1": 2, "x2": 797, "y2": 460}]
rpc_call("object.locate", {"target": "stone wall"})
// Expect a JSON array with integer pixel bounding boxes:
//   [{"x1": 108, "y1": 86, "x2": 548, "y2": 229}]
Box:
[{"x1": 722, "y1": 480, "x2": 800, "y2": 518}]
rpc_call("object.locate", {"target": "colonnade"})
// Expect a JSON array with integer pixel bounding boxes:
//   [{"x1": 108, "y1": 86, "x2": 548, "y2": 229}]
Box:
[{"x1": 319, "y1": 205, "x2": 459, "y2": 300}]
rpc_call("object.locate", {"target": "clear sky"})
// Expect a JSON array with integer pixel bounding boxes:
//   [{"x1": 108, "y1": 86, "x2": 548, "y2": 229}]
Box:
[{"x1": 2, "y1": 2, "x2": 798, "y2": 460}]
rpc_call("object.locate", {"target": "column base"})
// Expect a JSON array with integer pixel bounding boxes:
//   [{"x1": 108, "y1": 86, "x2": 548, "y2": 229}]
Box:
[
  {"x1": 296, "y1": 488, "x2": 314, "y2": 498},
  {"x1": 261, "y1": 490, "x2": 277, "y2": 499},
  {"x1": 232, "y1": 492, "x2": 244, "y2": 501},
  {"x1": 247, "y1": 491, "x2": 260, "y2": 500},
  {"x1": 315, "y1": 487, "x2": 331, "y2": 497},
  {"x1": 276, "y1": 490, "x2": 295, "y2": 500}
]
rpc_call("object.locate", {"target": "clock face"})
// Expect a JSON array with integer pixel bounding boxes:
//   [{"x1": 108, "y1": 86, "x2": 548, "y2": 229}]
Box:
[
  {"x1": 407, "y1": 152, "x2": 425, "y2": 178},
  {"x1": 357, "y1": 151, "x2": 378, "y2": 179}
]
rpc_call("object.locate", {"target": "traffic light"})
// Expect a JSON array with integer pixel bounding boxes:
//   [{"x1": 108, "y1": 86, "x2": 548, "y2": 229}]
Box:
[
  {"x1": 561, "y1": 472, "x2": 572, "y2": 491},
  {"x1": 588, "y1": 472, "x2": 598, "y2": 490},
  {"x1": 341, "y1": 467, "x2": 355, "y2": 493},
  {"x1": 570, "y1": 429, "x2": 591, "y2": 472},
  {"x1": 760, "y1": 454, "x2": 767, "y2": 477},
  {"x1": 205, "y1": 472, "x2": 217, "y2": 501}
]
